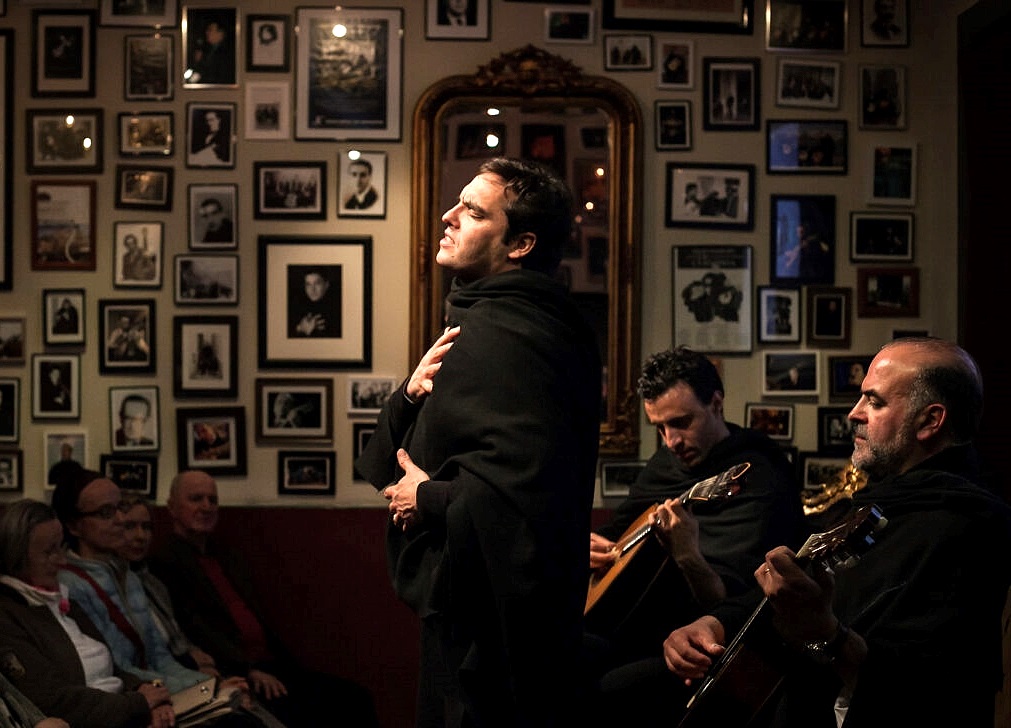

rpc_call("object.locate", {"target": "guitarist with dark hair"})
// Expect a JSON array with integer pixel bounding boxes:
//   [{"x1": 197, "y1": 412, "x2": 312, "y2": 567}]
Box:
[
  {"x1": 586, "y1": 347, "x2": 805, "y2": 721},
  {"x1": 665, "y1": 338, "x2": 1011, "y2": 728}
]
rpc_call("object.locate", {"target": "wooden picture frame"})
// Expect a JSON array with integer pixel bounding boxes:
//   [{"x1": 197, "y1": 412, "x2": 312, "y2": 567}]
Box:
[
  {"x1": 338, "y1": 151, "x2": 386, "y2": 219},
  {"x1": 42, "y1": 288, "x2": 85, "y2": 346},
  {"x1": 255, "y1": 377, "x2": 334, "y2": 443},
  {"x1": 32, "y1": 10, "x2": 96, "y2": 97},
  {"x1": 761, "y1": 350, "x2": 820, "y2": 397},
  {"x1": 655, "y1": 101, "x2": 692, "y2": 151},
  {"x1": 603, "y1": 0, "x2": 753, "y2": 34},
  {"x1": 745, "y1": 402, "x2": 794, "y2": 441},
  {"x1": 544, "y1": 8, "x2": 595, "y2": 44},
  {"x1": 108, "y1": 385, "x2": 159, "y2": 453},
  {"x1": 181, "y1": 6, "x2": 238, "y2": 89},
  {"x1": 702, "y1": 57, "x2": 760, "y2": 132},
  {"x1": 671, "y1": 245, "x2": 753, "y2": 354},
  {"x1": 244, "y1": 81, "x2": 290, "y2": 141},
  {"x1": 756, "y1": 285, "x2": 801, "y2": 344},
  {"x1": 426, "y1": 0, "x2": 490, "y2": 40},
  {"x1": 27, "y1": 109, "x2": 103, "y2": 174},
  {"x1": 189, "y1": 184, "x2": 238, "y2": 250},
  {"x1": 817, "y1": 405, "x2": 856, "y2": 454},
  {"x1": 603, "y1": 34, "x2": 652, "y2": 71},
  {"x1": 856, "y1": 266, "x2": 920, "y2": 317},
  {"x1": 600, "y1": 460, "x2": 648, "y2": 498},
  {"x1": 118, "y1": 112, "x2": 173, "y2": 157},
  {"x1": 769, "y1": 194, "x2": 836, "y2": 286},
  {"x1": 31, "y1": 180, "x2": 96, "y2": 271},
  {"x1": 253, "y1": 162, "x2": 326, "y2": 220},
  {"x1": 665, "y1": 163, "x2": 754, "y2": 229},
  {"x1": 186, "y1": 102, "x2": 235, "y2": 169},
  {"x1": 31, "y1": 354, "x2": 80, "y2": 420},
  {"x1": 43, "y1": 428, "x2": 88, "y2": 486},
  {"x1": 806, "y1": 285, "x2": 852, "y2": 348},
  {"x1": 0, "y1": 318, "x2": 25, "y2": 366},
  {"x1": 656, "y1": 39, "x2": 693, "y2": 89},
  {"x1": 246, "y1": 14, "x2": 290, "y2": 72},
  {"x1": 258, "y1": 235, "x2": 373, "y2": 370},
  {"x1": 278, "y1": 450, "x2": 336, "y2": 496},
  {"x1": 100, "y1": 0, "x2": 177, "y2": 28},
  {"x1": 99, "y1": 454, "x2": 158, "y2": 499},
  {"x1": 176, "y1": 406, "x2": 247, "y2": 476},
  {"x1": 295, "y1": 7, "x2": 403, "y2": 141},
  {"x1": 0, "y1": 378, "x2": 20, "y2": 444},
  {"x1": 173, "y1": 315, "x2": 238, "y2": 399},
  {"x1": 0, "y1": 449, "x2": 22, "y2": 492},
  {"x1": 860, "y1": 65, "x2": 906, "y2": 130},
  {"x1": 98, "y1": 299, "x2": 156, "y2": 375},
  {"x1": 348, "y1": 377, "x2": 397, "y2": 416},
  {"x1": 113, "y1": 222, "x2": 163, "y2": 289},
  {"x1": 850, "y1": 211, "x2": 913, "y2": 262},
  {"x1": 174, "y1": 255, "x2": 239, "y2": 306},
  {"x1": 766, "y1": 0, "x2": 847, "y2": 52},
  {"x1": 861, "y1": 0, "x2": 908, "y2": 47},
  {"x1": 124, "y1": 34, "x2": 173, "y2": 102},
  {"x1": 114, "y1": 165, "x2": 173, "y2": 211},
  {"x1": 828, "y1": 354, "x2": 874, "y2": 402},
  {"x1": 767, "y1": 120, "x2": 847, "y2": 174},
  {"x1": 869, "y1": 141, "x2": 917, "y2": 206},
  {"x1": 0, "y1": 31, "x2": 10, "y2": 291},
  {"x1": 775, "y1": 58, "x2": 841, "y2": 109}
]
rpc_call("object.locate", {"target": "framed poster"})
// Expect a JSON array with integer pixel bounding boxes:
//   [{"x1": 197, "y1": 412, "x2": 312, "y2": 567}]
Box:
[
  {"x1": 602, "y1": 0, "x2": 753, "y2": 34},
  {"x1": 770, "y1": 194, "x2": 836, "y2": 286},
  {"x1": 246, "y1": 14, "x2": 290, "y2": 72},
  {"x1": 295, "y1": 7, "x2": 403, "y2": 141},
  {"x1": 0, "y1": 378, "x2": 20, "y2": 444},
  {"x1": 756, "y1": 285, "x2": 801, "y2": 344},
  {"x1": 761, "y1": 350, "x2": 820, "y2": 397},
  {"x1": 665, "y1": 163, "x2": 754, "y2": 230},
  {"x1": 124, "y1": 34, "x2": 173, "y2": 101},
  {"x1": 338, "y1": 151, "x2": 386, "y2": 219},
  {"x1": 176, "y1": 406, "x2": 246, "y2": 476},
  {"x1": 258, "y1": 235, "x2": 373, "y2": 370},
  {"x1": 702, "y1": 57, "x2": 760, "y2": 132},
  {"x1": 0, "y1": 31, "x2": 10, "y2": 291},
  {"x1": 32, "y1": 10, "x2": 96, "y2": 97},
  {"x1": 42, "y1": 288, "x2": 85, "y2": 346},
  {"x1": 173, "y1": 315, "x2": 238, "y2": 398},
  {"x1": 99, "y1": 454, "x2": 158, "y2": 498},
  {"x1": 31, "y1": 354, "x2": 80, "y2": 420},
  {"x1": 31, "y1": 180, "x2": 96, "y2": 271},
  {"x1": 181, "y1": 6, "x2": 238, "y2": 88},
  {"x1": 27, "y1": 109, "x2": 103, "y2": 175},
  {"x1": 671, "y1": 245, "x2": 753, "y2": 354},
  {"x1": 278, "y1": 450, "x2": 336, "y2": 496},
  {"x1": 108, "y1": 385, "x2": 159, "y2": 452},
  {"x1": 113, "y1": 221, "x2": 163, "y2": 288},
  {"x1": 98, "y1": 299, "x2": 156, "y2": 375},
  {"x1": 255, "y1": 377, "x2": 333, "y2": 443}
]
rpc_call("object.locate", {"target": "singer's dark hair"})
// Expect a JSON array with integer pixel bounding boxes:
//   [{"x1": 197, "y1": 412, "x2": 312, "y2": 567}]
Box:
[{"x1": 0, "y1": 499, "x2": 59, "y2": 578}]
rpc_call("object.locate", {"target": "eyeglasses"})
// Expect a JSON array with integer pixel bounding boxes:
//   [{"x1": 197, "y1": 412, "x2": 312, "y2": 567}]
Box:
[{"x1": 77, "y1": 503, "x2": 129, "y2": 521}]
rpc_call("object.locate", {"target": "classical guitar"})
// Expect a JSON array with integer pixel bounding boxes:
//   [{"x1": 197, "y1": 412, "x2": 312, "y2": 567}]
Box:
[
  {"x1": 584, "y1": 462, "x2": 751, "y2": 633},
  {"x1": 677, "y1": 503, "x2": 888, "y2": 728}
]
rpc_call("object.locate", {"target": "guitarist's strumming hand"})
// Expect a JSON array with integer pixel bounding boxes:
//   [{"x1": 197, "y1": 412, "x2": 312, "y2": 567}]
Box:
[
  {"x1": 589, "y1": 532, "x2": 618, "y2": 570},
  {"x1": 663, "y1": 615, "x2": 727, "y2": 686},
  {"x1": 384, "y1": 449, "x2": 429, "y2": 531}
]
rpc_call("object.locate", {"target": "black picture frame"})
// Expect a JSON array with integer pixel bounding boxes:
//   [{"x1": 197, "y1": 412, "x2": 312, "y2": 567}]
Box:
[
  {"x1": 761, "y1": 350, "x2": 821, "y2": 397},
  {"x1": 775, "y1": 58, "x2": 841, "y2": 109},
  {"x1": 702, "y1": 57, "x2": 760, "y2": 132},
  {"x1": 181, "y1": 6, "x2": 238, "y2": 89},
  {"x1": 817, "y1": 405, "x2": 855, "y2": 455},
  {"x1": 0, "y1": 378, "x2": 20, "y2": 444},
  {"x1": 805, "y1": 285, "x2": 852, "y2": 348},
  {"x1": 108, "y1": 385, "x2": 159, "y2": 453},
  {"x1": 186, "y1": 102, "x2": 235, "y2": 169},
  {"x1": 756, "y1": 285, "x2": 801, "y2": 345},
  {"x1": 115, "y1": 165, "x2": 173, "y2": 211},
  {"x1": 124, "y1": 34, "x2": 173, "y2": 101},
  {"x1": 745, "y1": 402, "x2": 794, "y2": 441},
  {"x1": 98, "y1": 298, "x2": 156, "y2": 375},
  {"x1": 32, "y1": 10, "x2": 96, "y2": 98},
  {"x1": 30, "y1": 181, "x2": 97, "y2": 272},
  {"x1": 766, "y1": 0, "x2": 848, "y2": 52},
  {"x1": 426, "y1": 0, "x2": 491, "y2": 41},
  {"x1": 253, "y1": 161, "x2": 326, "y2": 220},
  {"x1": 0, "y1": 318, "x2": 25, "y2": 366},
  {"x1": 189, "y1": 184, "x2": 238, "y2": 250},
  {"x1": 176, "y1": 405, "x2": 247, "y2": 476},
  {"x1": 174, "y1": 255, "x2": 239, "y2": 306},
  {"x1": 255, "y1": 377, "x2": 334, "y2": 444},
  {"x1": 769, "y1": 194, "x2": 836, "y2": 286},
  {"x1": 828, "y1": 354, "x2": 874, "y2": 402},
  {"x1": 849, "y1": 211, "x2": 914, "y2": 262},
  {"x1": 603, "y1": 0, "x2": 753, "y2": 34},
  {"x1": 861, "y1": 0, "x2": 908, "y2": 47},
  {"x1": 665, "y1": 163, "x2": 755, "y2": 230},
  {"x1": 856, "y1": 266, "x2": 920, "y2": 318},
  {"x1": 26, "y1": 109, "x2": 103, "y2": 174},
  {"x1": 173, "y1": 315, "x2": 238, "y2": 399},
  {"x1": 655, "y1": 101, "x2": 692, "y2": 151},
  {"x1": 338, "y1": 151, "x2": 387, "y2": 219},
  {"x1": 246, "y1": 14, "x2": 290, "y2": 72},
  {"x1": 42, "y1": 288, "x2": 85, "y2": 347},
  {"x1": 859, "y1": 64, "x2": 907, "y2": 130},
  {"x1": 0, "y1": 448, "x2": 23, "y2": 492},
  {"x1": 113, "y1": 221, "x2": 163, "y2": 289},
  {"x1": 99, "y1": 454, "x2": 158, "y2": 498},
  {"x1": 766, "y1": 120, "x2": 848, "y2": 174},
  {"x1": 31, "y1": 353, "x2": 80, "y2": 420},
  {"x1": 351, "y1": 422, "x2": 375, "y2": 480},
  {"x1": 277, "y1": 450, "x2": 336, "y2": 496},
  {"x1": 603, "y1": 34, "x2": 653, "y2": 71},
  {"x1": 118, "y1": 111, "x2": 174, "y2": 157}
]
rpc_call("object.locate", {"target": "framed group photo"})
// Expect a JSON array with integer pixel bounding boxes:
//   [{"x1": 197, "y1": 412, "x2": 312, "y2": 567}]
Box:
[
  {"x1": 603, "y1": 34, "x2": 652, "y2": 71},
  {"x1": 244, "y1": 81, "x2": 291, "y2": 141},
  {"x1": 0, "y1": 378, "x2": 20, "y2": 444},
  {"x1": 99, "y1": 454, "x2": 158, "y2": 498},
  {"x1": 761, "y1": 350, "x2": 820, "y2": 397},
  {"x1": 671, "y1": 245, "x2": 753, "y2": 354},
  {"x1": 98, "y1": 299, "x2": 156, "y2": 374},
  {"x1": 745, "y1": 402, "x2": 794, "y2": 441},
  {"x1": 31, "y1": 181, "x2": 96, "y2": 271},
  {"x1": 113, "y1": 222, "x2": 162, "y2": 288},
  {"x1": 426, "y1": 0, "x2": 490, "y2": 41},
  {"x1": 181, "y1": 6, "x2": 238, "y2": 89},
  {"x1": 109, "y1": 385, "x2": 159, "y2": 452},
  {"x1": 338, "y1": 152, "x2": 386, "y2": 219},
  {"x1": 850, "y1": 211, "x2": 913, "y2": 262},
  {"x1": 42, "y1": 289, "x2": 85, "y2": 346},
  {"x1": 766, "y1": 0, "x2": 847, "y2": 52},
  {"x1": 176, "y1": 406, "x2": 247, "y2": 476},
  {"x1": 115, "y1": 165, "x2": 173, "y2": 211},
  {"x1": 756, "y1": 285, "x2": 801, "y2": 345},
  {"x1": 805, "y1": 286, "x2": 852, "y2": 348},
  {"x1": 32, "y1": 10, "x2": 96, "y2": 97},
  {"x1": 770, "y1": 194, "x2": 836, "y2": 286},
  {"x1": 173, "y1": 315, "x2": 238, "y2": 398},
  {"x1": 766, "y1": 120, "x2": 847, "y2": 174},
  {"x1": 775, "y1": 59, "x2": 841, "y2": 109},
  {"x1": 124, "y1": 34, "x2": 173, "y2": 101},
  {"x1": 665, "y1": 163, "x2": 754, "y2": 229},
  {"x1": 254, "y1": 161, "x2": 326, "y2": 220},
  {"x1": 255, "y1": 377, "x2": 333, "y2": 443},
  {"x1": 189, "y1": 184, "x2": 237, "y2": 249},
  {"x1": 174, "y1": 254, "x2": 239, "y2": 305},
  {"x1": 27, "y1": 109, "x2": 103, "y2": 174},
  {"x1": 278, "y1": 450, "x2": 336, "y2": 496},
  {"x1": 702, "y1": 57, "x2": 760, "y2": 131},
  {"x1": 31, "y1": 353, "x2": 80, "y2": 420},
  {"x1": 246, "y1": 14, "x2": 290, "y2": 72}
]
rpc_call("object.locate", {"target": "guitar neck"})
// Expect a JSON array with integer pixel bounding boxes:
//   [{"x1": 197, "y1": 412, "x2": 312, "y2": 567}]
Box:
[{"x1": 681, "y1": 462, "x2": 749, "y2": 504}]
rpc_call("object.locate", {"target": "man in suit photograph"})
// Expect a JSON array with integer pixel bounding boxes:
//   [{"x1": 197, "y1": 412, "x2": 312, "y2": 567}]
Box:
[
  {"x1": 342, "y1": 159, "x2": 379, "y2": 211},
  {"x1": 437, "y1": 0, "x2": 476, "y2": 26},
  {"x1": 114, "y1": 393, "x2": 155, "y2": 447}
]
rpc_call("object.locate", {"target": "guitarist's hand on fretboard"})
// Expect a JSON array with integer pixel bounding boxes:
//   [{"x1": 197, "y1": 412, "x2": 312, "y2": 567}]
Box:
[
  {"x1": 654, "y1": 497, "x2": 701, "y2": 561},
  {"x1": 758, "y1": 547, "x2": 839, "y2": 646},
  {"x1": 663, "y1": 614, "x2": 728, "y2": 686}
]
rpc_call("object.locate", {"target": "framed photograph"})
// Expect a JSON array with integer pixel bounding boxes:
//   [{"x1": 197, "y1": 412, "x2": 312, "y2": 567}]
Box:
[
  {"x1": 42, "y1": 288, "x2": 85, "y2": 346},
  {"x1": 603, "y1": 0, "x2": 753, "y2": 34},
  {"x1": 278, "y1": 450, "x2": 336, "y2": 496},
  {"x1": 176, "y1": 406, "x2": 247, "y2": 476},
  {"x1": 125, "y1": 34, "x2": 173, "y2": 101},
  {"x1": 258, "y1": 235, "x2": 373, "y2": 370},
  {"x1": 27, "y1": 109, "x2": 103, "y2": 174},
  {"x1": 32, "y1": 354, "x2": 80, "y2": 420},
  {"x1": 856, "y1": 266, "x2": 920, "y2": 317},
  {"x1": 850, "y1": 211, "x2": 913, "y2": 262},
  {"x1": 672, "y1": 245, "x2": 753, "y2": 354},
  {"x1": 189, "y1": 185, "x2": 237, "y2": 249},
  {"x1": 762, "y1": 350, "x2": 820, "y2": 397},
  {"x1": 255, "y1": 377, "x2": 334, "y2": 443},
  {"x1": 766, "y1": 0, "x2": 847, "y2": 52},
  {"x1": 348, "y1": 377, "x2": 397, "y2": 416},
  {"x1": 186, "y1": 102, "x2": 235, "y2": 169},
  {"x1": 0, "y1": 319, "x2": 25, "y2": 366},
  {"x1": 655, "y1": 101, "x2": 692, "y2": 151},
  {"x1": 115, "y1": 165, "x2": 173, "y2": 211},
  {"x1": 665, "y1": 163, "x2": 754, "y2": 230},
  {"x1": 545, "y1": 8, "x2": 595, "y2": 44},
  {"x1": 246, "y1": 14, "x2": 290, "y2": 72},
  {"x1": 775, "y1": 59, "x2": 841, "y2": 109},
  {"x1": 182, "y1": 6, "x2": 238, "y2": 88},
  {"x1": 828, "y1": 354, "x2": 874, "y2": 402},
  {"x1": 756, "y1": 285, "x2": 801, "y2": 344},
  {"x1": 113, "y1": 222, "x2": 162, "y2": 289},
  {"x1": 769, "y1": 194, "x2": 836, "y2": 286},
  {"x1": 119, "y1": 112, "x2": 173, "y2": 157},
  {"x1": 456, "y1": 122, "x2": 506, "y2": 160},
  {"x1": 352, "y1": 422, "x2": 375, "y2": 480},
  {"x1": 806, "y1": 285, "x2": 852, "y2": 348},
  {"x1": 98, "y1": 299, "x2": 155, "y2": 375},
  {"x1": 860, "y1": 64, "x2": 906, "y2": 130},
  {"x1": 600, "y1": 460, "x2": 647, "y2": 498},
  {"x1": 767, "y1": 120, "x2": 847, "y2": 174},
  {"x1": 338, "y1": 152, "x2": 386, "y2": 219},
  {"x1": 745, "y1": 402, "x2": 794, "y2": 441},
  {"x1": 800, "y1": 453, "x2": 852, "y2": 491},
  {"x1": 174, "y1": 255, "x2": 239, "y2": 305},
  {"x1": 253, "y1": 162, "x2": 326, "y2": 220},
  {"x1": 657, "y1": 39, "x2": 693, "y2": 90},
  {"x1": 32, "y1": 10, "x2": 96, "y2": 97},
  {"x1": 244, "y1": 81, "x2": 290, "y2": 141},
  {"x1": 173, "y1": 315, "x2": 238, "y2": 398},
  {"x1": 426, "y1": 0, "x2": 490, "y2": 40},
  {"x1": 295, "y1": 7, "x2": 404, "y2": 141},
  {"x1": 0, "y1": 378, "x2": 20, "y2": 444},
  {"x1": 702, "y1": 57, "x2": 760, "y2": 131},
  {"x1": 109, "y1": 385, "x2": 159, "y2": 452},
  {"x1": 100, "y1": 0, "x2": 177, "y2": 28},
  {"x1": 0, "y1": 449, "x2": 22, "y2": 492},
  {"x1": 869, "y1": 141, "x2": 917, "y2": 206},
  {"x1": 604, "y1": 34, "x2": 652, "y2": 71},
  {"x1": 817, "y1": 406, "x2": 855, "y2": 454},
  {"x1": 0, "y1": 31, "x2": 10, "y2": 291},
  {"x1": 861, "y1": 0, "x2": 908, "y2": 47},
  {"x1": 31, "y1": 180, "x2": 96, "y2": 271},
  {"x1": 99, "y1": 454, "x2": 158, "y2": 498},
  {"x1": 44, "y1": 428, "x2": 88, "y2": 487}
]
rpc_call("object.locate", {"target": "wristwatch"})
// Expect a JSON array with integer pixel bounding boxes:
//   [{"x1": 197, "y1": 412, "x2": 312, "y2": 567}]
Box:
[{"x1": 803, "y1": 620, "x2": 850, "y2": 664}]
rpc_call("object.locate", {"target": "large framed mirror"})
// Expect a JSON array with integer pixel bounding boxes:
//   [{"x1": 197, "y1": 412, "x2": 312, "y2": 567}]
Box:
[{"x1": 410, "y1": 45, "x2": 642, "y2": 456}]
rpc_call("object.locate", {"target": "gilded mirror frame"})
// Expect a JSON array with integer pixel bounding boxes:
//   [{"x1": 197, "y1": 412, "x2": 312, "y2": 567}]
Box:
[{"x1": 410, "y1": 45, "x2": 642, "y2": 456}]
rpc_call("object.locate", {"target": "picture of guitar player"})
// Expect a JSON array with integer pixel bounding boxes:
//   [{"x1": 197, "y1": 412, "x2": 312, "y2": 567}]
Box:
[{"x1": 584, "y1": 346, "x2": 805, "y2": 724}]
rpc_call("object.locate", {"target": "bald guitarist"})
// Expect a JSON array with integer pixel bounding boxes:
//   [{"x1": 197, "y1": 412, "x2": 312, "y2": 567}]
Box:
[{"x1": 586, "y1": 348, "x2": 805, "y2": 720}]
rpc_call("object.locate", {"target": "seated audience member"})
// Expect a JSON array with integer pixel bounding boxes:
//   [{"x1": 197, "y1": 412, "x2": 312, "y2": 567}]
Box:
[
  {"x1": 664, "y1": 338, "x2": 1011, "y2": 727},
  {"x1": 149, "y1": 470, "x2": 379, "y2": 728},
  {"x1": 586, "y1": 347, "x2": 805, "y2": 722},
  {"x1": 0, "y1": 671, "x2": 69, "y2": 728},
  {"x1": 0, "y1": 498, "x2": 170, "y2": 728}
]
